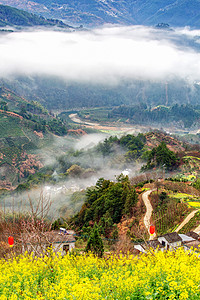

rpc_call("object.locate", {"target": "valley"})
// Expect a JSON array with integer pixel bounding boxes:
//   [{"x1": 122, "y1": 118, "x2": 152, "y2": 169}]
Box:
[
  {"x1": 1, "y1": 2, "x2": 200, "y2": 299},
  {"x1": 1, "y1": 81, "x2": 200, "y2": 233},
  {"x1": 68, "y1": 112, "x2": 150, "y2": 135},
  {"x1": 1, "y1": 85, "x2": 200, "y2": 229},
  {"x1": 68, "y1": 109, "x2": 200, "y2": 136}
]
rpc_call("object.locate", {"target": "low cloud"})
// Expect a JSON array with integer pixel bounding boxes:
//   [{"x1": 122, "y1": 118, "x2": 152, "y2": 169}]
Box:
[
  {"x1": 0, "y1": 26, "x2": 200, "y2": 84},
  {"x1": 74, "y1": 133, "x2": 108, "y2": 151}
]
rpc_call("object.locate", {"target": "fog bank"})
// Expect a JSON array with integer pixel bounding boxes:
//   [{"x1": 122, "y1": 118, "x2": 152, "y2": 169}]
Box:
[{"x1": 1, "y1": 26, "x2": 200, "y2": 84}]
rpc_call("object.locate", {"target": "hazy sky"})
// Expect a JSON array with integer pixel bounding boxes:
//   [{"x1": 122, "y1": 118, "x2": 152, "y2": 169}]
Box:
[{"x1": 0, "y1": 26, "x2": 200, "y2": 84}]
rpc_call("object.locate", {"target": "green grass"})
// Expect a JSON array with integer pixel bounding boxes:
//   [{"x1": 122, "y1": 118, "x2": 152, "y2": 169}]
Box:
[{"x1": 78, "y1": 107, "x2": 113, "y2": 123}]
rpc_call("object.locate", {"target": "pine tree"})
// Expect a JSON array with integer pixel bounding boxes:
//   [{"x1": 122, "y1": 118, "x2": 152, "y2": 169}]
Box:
[
  {"x1": 85, "y1": 223, "x2": 104, "y2": 257},
  {"x1": 124, "y1": 188, "x2": 137, "y2": 216}
]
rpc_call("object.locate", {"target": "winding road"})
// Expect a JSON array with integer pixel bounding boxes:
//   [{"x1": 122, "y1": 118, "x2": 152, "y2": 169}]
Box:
[
  {"x1": 142, "y1": 189, "x2": 200, "y2": 238},
  {"x1": 68, "y1": 113, "x2": 149, "y2": 134},
  {"x1": 142, "y1": 189, "x2": 156, "y2": 240},
  {"x1": 175, "y1": 209, "x2": 199, "y2": 233},
  {"x1": 69, "y1": 113, "x2": 200, "y2": 236}
]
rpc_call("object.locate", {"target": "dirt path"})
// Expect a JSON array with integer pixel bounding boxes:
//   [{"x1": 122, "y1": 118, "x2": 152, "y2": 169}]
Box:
[
  {"x1": 69, "y1": 113, "x2": 99, "y2": 126},
  {"x1": 175, "y1": 209, "x2": 199, "y2": 233},
  {"x1": 142, "y1": 189, "x2": 156, "y2": 240}
]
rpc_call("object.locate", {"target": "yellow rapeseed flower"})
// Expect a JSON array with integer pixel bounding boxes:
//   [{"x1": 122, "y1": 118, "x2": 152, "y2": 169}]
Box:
[{"x1": 0, "y1": 248, "x2": 199, "y2": 299}]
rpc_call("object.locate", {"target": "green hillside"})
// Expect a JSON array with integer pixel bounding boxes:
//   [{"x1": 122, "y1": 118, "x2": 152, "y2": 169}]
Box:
[
  {"x1": 0, "y1": 4, "x2": 72, "y2": 28},
  {"x1": 2, "y1": 0, "x2": 200, "y2": 27},
  {"x1": 0, "y1": 87, "x2": 73, "y2": 189}
]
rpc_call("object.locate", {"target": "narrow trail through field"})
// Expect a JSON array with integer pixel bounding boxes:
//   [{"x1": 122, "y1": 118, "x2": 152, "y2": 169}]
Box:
[
  {"x1": 175, "y1": 209, "x2": 199, "y2": 233},
  {"x1": 21, "y1": 128, "x2": 31, "y2": 142},
  {"x1": 142, "y1": 189, "x2": 156, "y2": 240}
]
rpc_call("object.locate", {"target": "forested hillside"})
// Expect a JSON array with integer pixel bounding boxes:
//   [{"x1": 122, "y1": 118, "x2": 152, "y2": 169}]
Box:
[
  {"x1": 1, "y1": 0, "x2": 200, "y2": 27},
  {"x1": 0, "y1": 4, "x2": 72, "y2": 27},
  {"x1": 0, "y1": 87, "x2": 74, "y2": 188},
  {"x1": 109, "y1": 103, "x2": 200, "y2": 129},
  {"x1": 41, "y1": 0, "x2": 200, "y2": 28},
  {"x1": 3, "y1": 78, "x2": 200, "y2": 111}
]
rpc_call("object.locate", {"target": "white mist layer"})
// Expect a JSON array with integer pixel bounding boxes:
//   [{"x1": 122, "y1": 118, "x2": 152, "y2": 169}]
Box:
[
  {"x1": 0, "y1": 26, "x2": 200, "y2": 83},
  {"x1": 4, "y1": 132, "x2": 142, "y2": 218}
]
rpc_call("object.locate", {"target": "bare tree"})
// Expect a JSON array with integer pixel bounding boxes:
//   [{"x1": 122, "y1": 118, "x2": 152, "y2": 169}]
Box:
[
  {"x1": 20, "y1": 191, "x2": 53, "y2": 256},
  {"x1": 0, "y1": 190, "x2": 54, "y2": 258}
]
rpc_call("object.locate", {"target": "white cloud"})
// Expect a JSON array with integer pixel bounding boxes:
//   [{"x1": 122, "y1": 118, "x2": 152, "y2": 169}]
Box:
[{"x1": 0, "y1": 26, "x2": 200, "y2": 84}]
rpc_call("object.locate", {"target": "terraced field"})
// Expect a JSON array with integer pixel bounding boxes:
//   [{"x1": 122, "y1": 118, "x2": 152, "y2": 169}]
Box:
[
  {"x1": 169, "y1": 192, "x2": 200, "y2": 208},
  {"x1": 0, "y1": 114, "x2": 24, "y2": 138}
]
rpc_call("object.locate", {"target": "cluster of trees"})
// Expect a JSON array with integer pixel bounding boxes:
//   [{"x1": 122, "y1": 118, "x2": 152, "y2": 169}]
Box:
[
  {"x1": 71, "y1": 176, "x2": 138, "y2": 238},
  {"x1": 109, "y1": 104, "x2": 200, "y2": 128},
  {"x1": 0, "y1": 4, "x2": 70, "y2": 27},
  {"x1": 23, "y1": 101, "x2": 48, "y2": 115},
  {"x1": 47, "y1": 118, "x2": 68, "y2": 136},
  {"x1": 142, "y1": 142, "x2": 179, "y2": 171},
  {"x1": 19, "y1": 102, "x2": 69, "y2": 136},
  {"x1": 97, "y1": 133, "x2": 146, "y2": 161}
]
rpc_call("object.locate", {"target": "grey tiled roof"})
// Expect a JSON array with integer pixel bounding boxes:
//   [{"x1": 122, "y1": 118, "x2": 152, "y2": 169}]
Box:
[
  {"x1": 148, "y1": 239, "x2": 164, "y2": 249},
  {"x1": 161, "y1": 232, "x2": 182, "y2": 243},
  {"x1": 186, "y1": 231, "x2": 199, "y2": 240}
]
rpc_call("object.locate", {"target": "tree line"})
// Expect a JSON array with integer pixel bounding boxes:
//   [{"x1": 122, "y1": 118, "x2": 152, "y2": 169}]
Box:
[{"x1": 109, "y1": 104, "x2": 200, "y2": 128}]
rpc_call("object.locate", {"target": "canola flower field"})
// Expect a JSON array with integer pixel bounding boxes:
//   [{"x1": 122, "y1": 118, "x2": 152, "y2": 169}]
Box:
[{"x1": 0, "y1": 249, "x2": 200, "y2": 300}]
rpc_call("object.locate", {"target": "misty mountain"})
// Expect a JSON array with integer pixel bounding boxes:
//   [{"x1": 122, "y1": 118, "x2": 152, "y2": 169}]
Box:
[
  {"x1": 0, "y1": 4, "x2": 72, "y2": 28},
  {"x1": 0, "y1": 25, "x2": 200, "y2": 110},
  {"x1": 2, "y1": 76, "x2": 200, "y2": 110},
  {"x1": 1, "y1": 0, "x2": 200, "y2": 27}
]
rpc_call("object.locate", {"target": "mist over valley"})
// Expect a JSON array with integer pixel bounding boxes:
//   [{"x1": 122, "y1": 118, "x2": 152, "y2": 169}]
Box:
[
  {"x1": 1, "y1": 17, "x2": 200, "y2": 222},
  {"x1": 2, "y1": 4, "x2": 200, "y2": 299},
  {"x1": 1, "y1": 25, "x2": 200, "y2": 112},
  {"x1": 0, "y1": 3, "x2": 200, "y2": 231}
]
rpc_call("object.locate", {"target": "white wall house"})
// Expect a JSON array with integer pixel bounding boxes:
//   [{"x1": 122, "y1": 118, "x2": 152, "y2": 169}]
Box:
[
  {"x1": 157, "y1": 232, "x2": 182, "y2": 250},
  {"x1": 22, "y1": 230, "x2": 76, "y2": 256},
  {"x1": 134, "y1": 231, "x2": 200, "y2": 253}
]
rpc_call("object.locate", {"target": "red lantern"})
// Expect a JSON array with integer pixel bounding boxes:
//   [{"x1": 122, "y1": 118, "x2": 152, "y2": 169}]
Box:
[
  {"x1": 8, "y1": 236, "x2": 14, "y2": 247},
  {"x1": 149, "y1": 225, "x2": 155, "y2": 235}
]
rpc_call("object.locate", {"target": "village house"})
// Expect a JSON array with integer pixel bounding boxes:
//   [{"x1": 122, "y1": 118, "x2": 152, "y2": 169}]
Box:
[
  {"x1": 180, "y1": 232, "x2": 200, "y2": 251},
  {"x1": 134, "y1": 239, "x2": 165, "y2": 253},
  {"x1": 134, "y1": 231, "x2": 200, "y2": 253},
  {"x1": 157, "y1": 232, "x2": 182, "y2": 250},
  {"x1": 22, "y1": 229, "x2": 76, "y2": 256}
]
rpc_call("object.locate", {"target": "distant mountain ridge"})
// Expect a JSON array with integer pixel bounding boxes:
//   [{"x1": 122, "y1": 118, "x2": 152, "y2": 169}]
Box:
[
  {"x1": 0, "y1": 0, "x2": 200, "y2": 27},
  {"x1": 0, "y1": 4, "x2": 72, "y2": 28}
]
